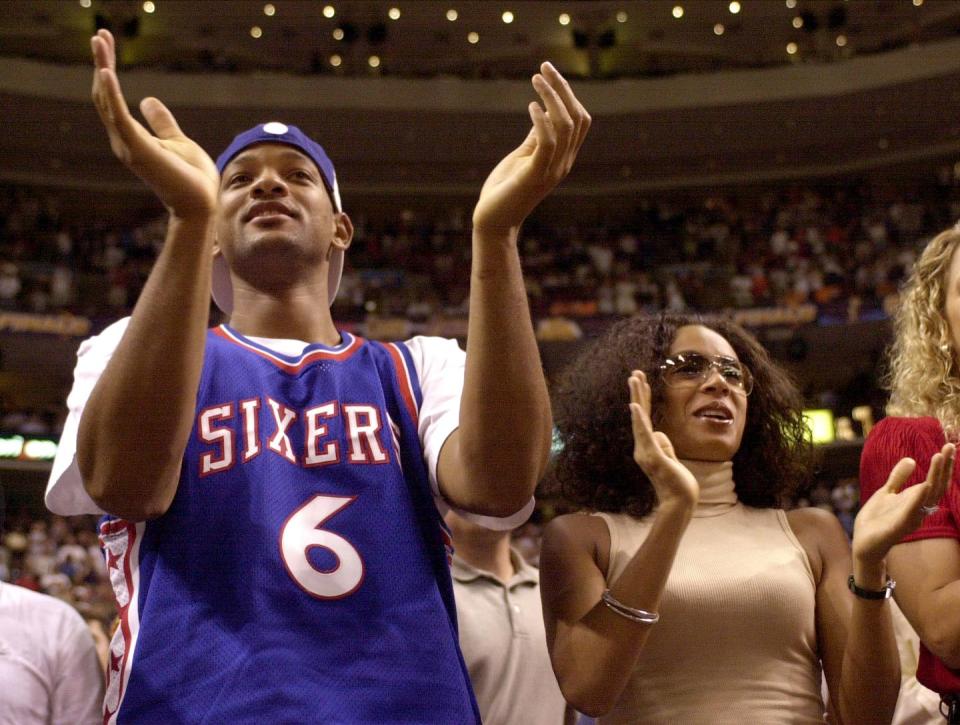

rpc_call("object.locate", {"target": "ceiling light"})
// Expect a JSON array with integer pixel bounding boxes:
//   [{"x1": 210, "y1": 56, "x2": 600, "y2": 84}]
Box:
[
  {"x1": 79, "y1": 0, "x2": 91, "y2": 6},
  {"x1": 559, "y1": 13, "x2": 571, "y2": 26},
  {"x1": 323, "y1": 5, "x2": 335, "y2": 18},
  {"x1": 333, "y1": 27, "x2": 344, "y2": 40},
  {"x1": 714, "y1": 23, "x2": 725, "y2": 35},
  {"x1": 792, "y1": 16, "x2": 803, "y2": 28},
  {"x1": 786, "y1": 41, "x2": 798, "y2": 55},
  {"x1": 143, "y1": 1, "x2": 156, "y2": 12},
  {"x1": 250, "y1": 25, "x2": 263, "y2": 38},
  {"x1": 616, "y1": 11, "x2": 628, "y2": 23},
  {"x1": 263, "y1": 3, "x2": 275, "y2": 16},
  {"x1": 468, "y1": 31, "x2": 479, "y2": 44},
  {"x1": 913, "y1": 0, "x2": 923, "y2": 5},
  {"x1": 330, "y1": 54, "x2": 342, "y2": 67},
  {"x1": 785, "y1": 0, "x2": 796, "y2": 6},
  {"x1": 446, "y1": 8, "x2": 458, "y2": 21},
  {"x1": 368, "y1": 55, "x2": 381, "y2": 68},
  {"x1": 729, "y1": 1, "x2": 741, "y2": 14},
  {"x1": 388, "y1": 7, "x2": 400, "y2": 20},
  {"x1": 672, "y1": 5, "x2": 684, "y2": 19},
  {"x1": 502, "y1": 11, "x2": 514, "y2": 24},
  {"x1": 836, "y1": 34, "x2": 847, "y2": 47}
]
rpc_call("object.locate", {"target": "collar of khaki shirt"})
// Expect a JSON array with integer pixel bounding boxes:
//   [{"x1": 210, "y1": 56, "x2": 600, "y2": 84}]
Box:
[{"x1": 450, "y1": 546, "x2": 539, "y2": 589}]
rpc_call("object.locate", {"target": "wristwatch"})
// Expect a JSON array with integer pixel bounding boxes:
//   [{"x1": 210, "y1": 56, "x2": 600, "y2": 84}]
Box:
[{"x1": 847, "y1": 575, "x2": 896, "y2": 600}]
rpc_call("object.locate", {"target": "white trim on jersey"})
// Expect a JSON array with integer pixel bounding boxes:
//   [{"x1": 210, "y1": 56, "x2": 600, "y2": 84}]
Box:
[
  {"x1": 101, "y1": 520, "x2": 144, "y2": 725},
  {"x1": 216, "y1": 326, "x2": 364, "y2": 372},
  {"x1": 387, "y1": 415, "x2": 402, "y2": 463},
  {"x1": 383, "y1": 342, "x2": 420, "y2": 422}
]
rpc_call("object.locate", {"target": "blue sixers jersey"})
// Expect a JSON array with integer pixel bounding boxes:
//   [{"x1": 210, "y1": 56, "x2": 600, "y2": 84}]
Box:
[{"x1": 98, "y1": 325, "x2": 479, "y2": 724}]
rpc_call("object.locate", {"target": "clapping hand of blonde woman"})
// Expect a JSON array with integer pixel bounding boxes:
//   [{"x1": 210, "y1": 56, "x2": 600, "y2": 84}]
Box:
[
  {"x1": 90, "y1": 29, "x2": 219, "y2": 220},
  {"x1": 628, "y1": 371, "x2": 699, "y2": 509},
  {"x1": 853, "y1": 443, "x2": 955, "y2": 565}
]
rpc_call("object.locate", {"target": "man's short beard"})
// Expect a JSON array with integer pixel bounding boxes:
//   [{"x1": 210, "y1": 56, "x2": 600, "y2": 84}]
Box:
[{"x1": 229, "y1": 235, "x2": 326, "y2": 294}]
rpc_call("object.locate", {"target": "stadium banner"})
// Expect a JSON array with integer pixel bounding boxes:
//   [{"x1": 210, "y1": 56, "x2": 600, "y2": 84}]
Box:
[{"x1": 0, "y1": 312, "x2": 92, "y2": 337}]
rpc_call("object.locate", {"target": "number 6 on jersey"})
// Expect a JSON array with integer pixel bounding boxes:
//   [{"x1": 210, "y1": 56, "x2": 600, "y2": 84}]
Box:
[{"x1": 280, "y1": 494, "x2": 365, "y2": 599}]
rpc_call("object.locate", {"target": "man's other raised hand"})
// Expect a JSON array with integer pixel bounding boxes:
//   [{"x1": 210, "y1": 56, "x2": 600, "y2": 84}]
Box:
[
  {"x1": 473, "y1": 62, "x2": 590, "y2": 234},
  {"x1": 91, "y1": 29, "x2": 218, "y2": 220}
]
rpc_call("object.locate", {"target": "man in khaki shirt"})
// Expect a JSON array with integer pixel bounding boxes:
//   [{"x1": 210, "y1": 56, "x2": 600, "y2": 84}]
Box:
[{"x1": 446, "y1": 510, "x2": 571, "y2": 725}]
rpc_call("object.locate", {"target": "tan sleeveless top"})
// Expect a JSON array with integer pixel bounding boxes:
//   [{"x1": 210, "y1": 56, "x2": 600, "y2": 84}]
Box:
[{"x1": 595, "y1": 460, "x2": 825, "y2": 724}]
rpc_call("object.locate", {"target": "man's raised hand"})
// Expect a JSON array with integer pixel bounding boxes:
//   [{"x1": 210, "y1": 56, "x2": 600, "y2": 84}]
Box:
[
  {"x1": 91, "y1": 30, "x2": 218, "y2": 220},
  {"x1": 473, "y1": 62, "x2": 590, "y2": 234}
]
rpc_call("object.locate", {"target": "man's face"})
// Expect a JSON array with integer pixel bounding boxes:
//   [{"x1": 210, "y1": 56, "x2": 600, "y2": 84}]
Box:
[{"x1": 215, "y1": 143, "x2": 344, "y2": 282}]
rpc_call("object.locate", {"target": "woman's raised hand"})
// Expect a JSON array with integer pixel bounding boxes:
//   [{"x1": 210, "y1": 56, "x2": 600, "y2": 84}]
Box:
[
  {"x1": 629, "y1": 371, "x2": 700, "y2": 509},
  {"x1": 853, "y1": 443, "x2": 955, "y2": 565}
]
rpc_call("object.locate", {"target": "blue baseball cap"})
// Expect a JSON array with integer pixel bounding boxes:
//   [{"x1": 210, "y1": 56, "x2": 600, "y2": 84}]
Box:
[{"x1": 212, "y1": 122, "x2": 344, "y2": 314}]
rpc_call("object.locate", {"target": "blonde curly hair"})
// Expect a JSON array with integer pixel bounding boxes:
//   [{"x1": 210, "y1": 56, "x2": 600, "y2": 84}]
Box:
[{"x1": 885, "y1": 226, "x2": 960, "y2": 436}]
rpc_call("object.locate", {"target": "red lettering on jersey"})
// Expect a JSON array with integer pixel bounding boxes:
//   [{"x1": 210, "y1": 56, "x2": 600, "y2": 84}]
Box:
[
  {"x1": 304, "y1": 401, "x2": 340, "y2": 467},
  {"x1": 267, "y1": 398, "x2": 298, "y2": 464},
  {"x1": 198, "y1": 403, "x2": 236, "y2": 476},
  {"x1": 344, "y1": 404, "x2": 389, "y2": 464},
  {"x1": 239, "y1": 398, "x2": 261, "y2": 462}
]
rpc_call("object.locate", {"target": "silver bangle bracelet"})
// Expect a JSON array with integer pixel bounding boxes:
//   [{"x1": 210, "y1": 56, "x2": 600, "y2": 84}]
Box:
[{"x1": 601, "y1": 589, "x2": 660, "y2": 624}]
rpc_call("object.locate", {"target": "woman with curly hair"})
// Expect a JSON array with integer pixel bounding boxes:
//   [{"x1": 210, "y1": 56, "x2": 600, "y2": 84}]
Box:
[
  {"x1": 540, "y1": 314, "x2": 951, "y2": 723},
  {"x1": 860, "y1": 225, "x2": 960, "y2": 719}
]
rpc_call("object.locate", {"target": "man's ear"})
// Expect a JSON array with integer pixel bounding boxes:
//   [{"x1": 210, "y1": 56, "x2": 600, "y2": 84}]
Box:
[
  {"x1": 332, "y1": 212, "x2": 354, "y2": 252},
  {"x1": 212, "y1": 237, "x2": 222, "y2": 259}
]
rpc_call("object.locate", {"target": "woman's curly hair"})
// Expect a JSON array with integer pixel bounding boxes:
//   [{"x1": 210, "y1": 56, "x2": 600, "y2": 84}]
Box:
[
  {"x1": 885, "y1": 226, "x2": 960, "y2": 437},
  {"x1": 549, "y1": 314, "x2": 812, "y2": 516}
]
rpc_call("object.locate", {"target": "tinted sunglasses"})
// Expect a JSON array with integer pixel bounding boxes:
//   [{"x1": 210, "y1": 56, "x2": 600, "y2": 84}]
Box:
[{"x1": 659, "y1": 351, "x2": 754, "y2": 396}]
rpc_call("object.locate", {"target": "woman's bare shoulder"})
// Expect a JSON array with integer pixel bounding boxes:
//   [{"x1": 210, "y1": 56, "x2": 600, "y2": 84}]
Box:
[
  {"x1": 786, "y1": 505, "x2": 844, "y2": 535},
  {"x1": 786, "y1": 506, "x2": 849, "y2": 580},
  {"x1": 543, "y1": 511, "x2": 613, "y2": 574}
]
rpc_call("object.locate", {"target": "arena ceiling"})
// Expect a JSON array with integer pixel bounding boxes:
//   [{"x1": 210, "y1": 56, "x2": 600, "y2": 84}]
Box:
[
  {"x1": 3, "y1": 0, "x2": 959, "y2": 79},
  {"x1": 2, "y1": 1, "x2": 960, "y2": 224}
]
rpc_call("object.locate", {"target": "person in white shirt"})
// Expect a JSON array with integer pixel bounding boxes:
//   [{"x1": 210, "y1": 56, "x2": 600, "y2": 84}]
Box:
[
  {"x1": 0, "y1": 582, "x2": 104, "y2": 725},
  {"x1": 0, "y1": 488, "x2": 103, "y2": 725}
]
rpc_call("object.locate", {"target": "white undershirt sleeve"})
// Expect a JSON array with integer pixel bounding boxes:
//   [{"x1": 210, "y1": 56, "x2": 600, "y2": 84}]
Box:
[
  {"x1": 402, "y1": 335, "x2": 535, "y2": 531},
  {"x1": 45, "y1": 318, "x2": 131, "y2": 516}
]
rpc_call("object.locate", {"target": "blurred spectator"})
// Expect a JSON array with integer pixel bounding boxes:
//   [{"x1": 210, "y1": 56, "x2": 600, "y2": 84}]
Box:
[
  {"x1": 445, "y1": 509, "x2": 570, "y2": 725},
  {"x1": 86, "y1": 617, "x2": 111, "y2": 676},
  {"x1": 0, "y1": 580, "x2": 104, "y2": 724},
  {"x1": 1, "y1": 510, "x2": 116, "y2": 627},
  {"x1": 0, "y1": 488, "x2": 104, "y2": 724},
  {"x1": 0, "y1": 263, "x2": 21, "y2": 308},
  {"x1": 50, "y1": 264, "x2": 76, "y2": 308},
  {"x1": 0, "y1": 176, "x2": 958, "y2": 328},
  {"x1": 890, "y1": 600, "x2": 943, "y2": 724},
  {"x1": 536, "y1": 316, "x2": 583, "y2": 342}
]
